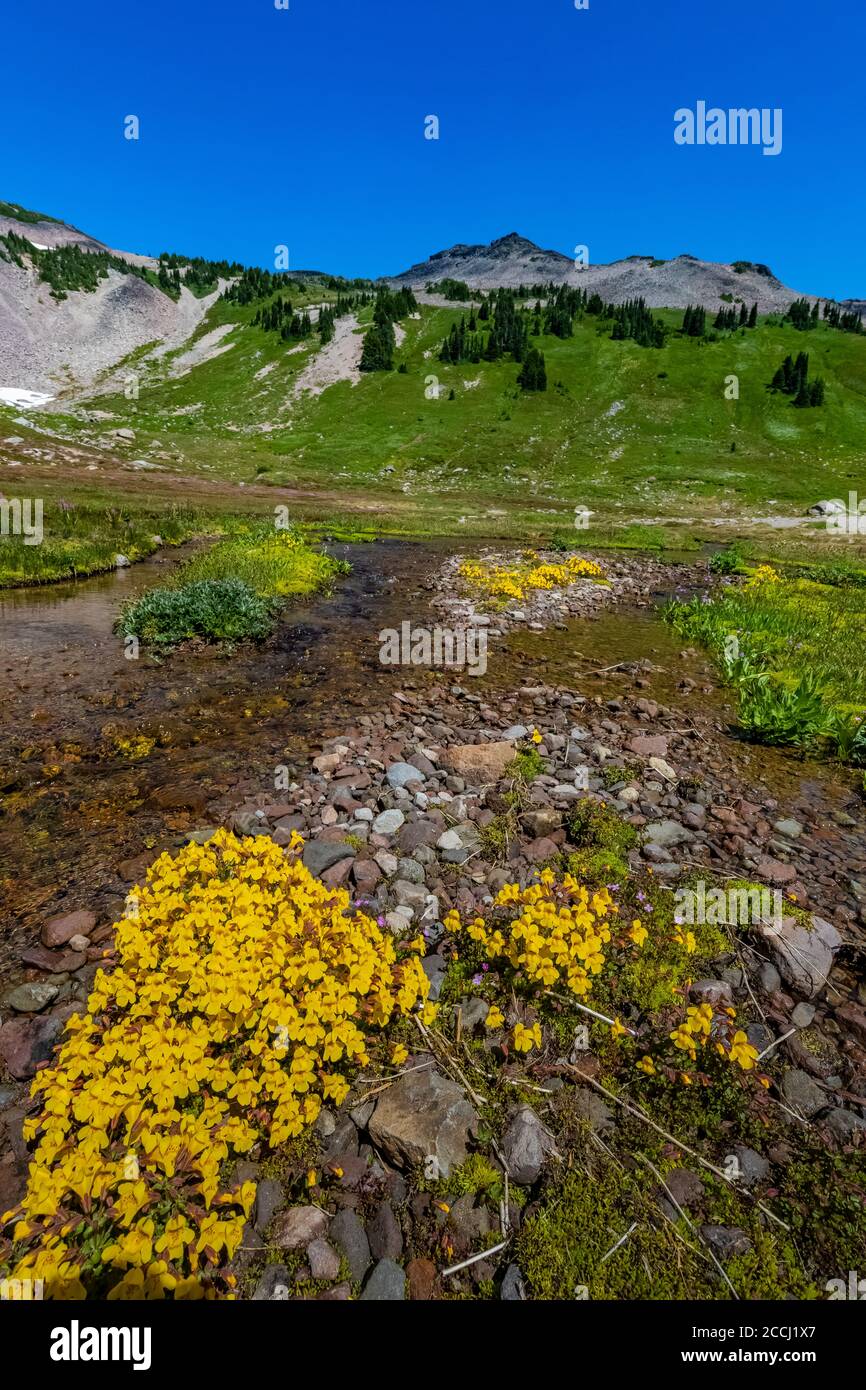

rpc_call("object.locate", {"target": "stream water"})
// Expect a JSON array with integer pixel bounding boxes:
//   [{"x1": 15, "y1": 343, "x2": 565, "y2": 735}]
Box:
[{"x1": 0, "y1": 542, "x2": 859, "y2": 979}]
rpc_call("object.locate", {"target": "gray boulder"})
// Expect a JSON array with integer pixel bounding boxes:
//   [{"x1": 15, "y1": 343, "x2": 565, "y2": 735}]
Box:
[{"x1": 368, "y1": 1065, "x2": 477, "y2": 1178}]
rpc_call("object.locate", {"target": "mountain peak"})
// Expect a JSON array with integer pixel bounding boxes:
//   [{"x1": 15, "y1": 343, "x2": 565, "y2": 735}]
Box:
[{"x1": 388, "y1": 233, "x2": 811, "y2": 312}]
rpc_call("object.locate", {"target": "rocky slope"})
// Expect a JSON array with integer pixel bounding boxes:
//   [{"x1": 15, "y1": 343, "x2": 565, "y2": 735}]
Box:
[{"x1": 0, "y1": 207, "x2": 213, "y2": 399}]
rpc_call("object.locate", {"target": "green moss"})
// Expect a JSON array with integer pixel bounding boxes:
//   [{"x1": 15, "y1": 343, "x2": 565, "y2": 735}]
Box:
[
  {"x1": 478, "y1": 814, "x2": 512, "y2": 862},
  {"x1": 505, "y1": 747, "x2": 545, "y2": 783},
  {"x1": 516, "y1": 1142, "x2": 815, "y2": 1300},
  {"x1": 777, "y1": 1147, "x2": 866, "y2": 1276},
  {"x1": 443, "y1": 1153, "x2": 502, "y2": 1198},
  {"x1": 599, "y1": 761, "x2": 640, "y2": 789},
  {"x1": 566, "y1": 799, "x2": 637, "y2": 857}
]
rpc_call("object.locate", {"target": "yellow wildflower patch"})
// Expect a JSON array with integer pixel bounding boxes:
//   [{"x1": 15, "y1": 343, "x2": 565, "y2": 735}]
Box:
[
  {"x1": 0, "y1": 830, "x2": 428, "y2": 1300},
  {"x1": 744, "y1": 564, "x2": 782, "y2": 590},
  {"x1": 448, "y1": 874, "x2": 648, "y2": 1001},
  {"x1": 458, "y1": 553, "x2": 604, "y2": 603}
]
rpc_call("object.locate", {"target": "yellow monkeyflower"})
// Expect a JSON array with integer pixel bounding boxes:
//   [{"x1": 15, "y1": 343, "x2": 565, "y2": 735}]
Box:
[
  {"x1": 629, "y1": 920, "x2": 648, "y2": 947},
  {"x1": 531, "y1": 729, "x2": 543, "y2": 745},
  {"x1": 728, "y1": 1030, "x2": 760, "y2": 1071},
  {"x1": 484, "y1": 1005, "x2": 505, "y2": 1029},
  {"x1": 512, "y1": 1021, "x2": 542, "y2": 1053},
  {"x1": 636, "y1": 1055, "x2": 656, "y2": 1076},
  {"x1": 390, "y1": 1043, "x2": 409, "y2": 1066}
]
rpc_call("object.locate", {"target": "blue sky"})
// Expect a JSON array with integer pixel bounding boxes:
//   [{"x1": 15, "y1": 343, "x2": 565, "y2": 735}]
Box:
[{"x1": 3, "y1": 0, "x2": 864, "y2": 297}]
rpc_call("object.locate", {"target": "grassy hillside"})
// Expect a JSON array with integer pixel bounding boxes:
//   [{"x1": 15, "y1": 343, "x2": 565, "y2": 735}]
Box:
[{"x1": 19, "y1": 290, "x2": 866, "y2": 543}]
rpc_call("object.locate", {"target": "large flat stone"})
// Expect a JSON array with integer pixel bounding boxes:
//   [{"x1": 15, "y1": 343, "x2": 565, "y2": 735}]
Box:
[
  {"x1": 441, "y1": 741, "x2": 516, "y2": 783},
  {"x1": 369, "y1": 1065, "x2": 477, "y2": 1178},
  {"x1": 757, "y1": 913, "x2": 840, "y2": 999}
]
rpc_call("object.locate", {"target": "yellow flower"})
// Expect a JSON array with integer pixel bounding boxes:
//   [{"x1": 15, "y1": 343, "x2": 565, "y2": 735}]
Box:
[
  {"x1": 531, "y1": 729, "x2": 542, "y2": 745},
  {"x1": 512, "y1": 1022, "x2": 542, "y2": 1053},
  {"x1": 4, "y1": 830, "x2": 430, "y2": 1300},
  {"x1": 728, "y1": 1030, "x2": 759, "y2": 1071},
  {"x1": 636, "y1": 1055, "x2": 655, "y2": 1075},
  {"x1": 484, "y1": 1005, "x2": 505, "y2": 1029},
  {"x1": 629, "y1": 920, "x2": 648, "y2": 947},
  {"x1": 610, "y1": 1017, "x2": 629, "y2": 1040},
  {"x1": 391, "y1": 1043, "x2": 409, "y2": 1066}
]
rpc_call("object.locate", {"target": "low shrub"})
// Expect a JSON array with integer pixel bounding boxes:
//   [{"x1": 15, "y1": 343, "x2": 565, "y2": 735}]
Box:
[{"x1": 119, "y1": 577, "x2": 274, "y2": 644}]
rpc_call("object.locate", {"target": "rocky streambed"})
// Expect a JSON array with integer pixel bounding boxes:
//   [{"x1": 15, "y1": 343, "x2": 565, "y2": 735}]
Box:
[{"x1": 1, "y1": 541, "x2": 865, "y2": 1299}]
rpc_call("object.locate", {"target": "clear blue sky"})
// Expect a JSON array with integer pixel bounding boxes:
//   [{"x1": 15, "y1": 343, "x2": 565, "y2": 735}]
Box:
[{"x1": 4, "y1": 0, "x2": 864, "y2": 298}]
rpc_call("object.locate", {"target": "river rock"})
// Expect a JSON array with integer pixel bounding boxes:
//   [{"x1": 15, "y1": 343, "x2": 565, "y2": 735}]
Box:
[
  {"x1": 387, "y1": 762, "x2": 424, "y2": 789},
  {"x1": 654, "y1": 1167, "x2": 704, "y2": 1220},
  {"x1": 329, "y1": 1208, "x2": 372, "y2": 1282},
  {"x1": 442, "y1": 741, "x2": 516, "y2": 782},
  {"x1": 753, "y1": 854, "x2": 797, "y2": 886},
  {"x1": 628, "y1": 735, "x2": 669, "y2": 758},
  {"x1": 523, "y1": 808, "x2": 562, "y2": 837},
  {"x1": 367, "y1": 1200, "x2": 403, "y2": 1260},
  {"x1": 0, "y1": 1006, "x2": 78, "y2": 1080},
  {"x1": 502, "y1": 1104, "x2": 555, "y2": 1184},
  {"x1": 648, "y1": 756, "x2": 678, "y2": 782},
  {"x1": 780, "y1": 1068, "x2": 826, "y2": 1118},
  {"x1": 421, "y1": 955, "x2": 448, "y2": 1000},
  {"x1": 1, "y1": 982, "x2": 59, "y2": 1013},
  {"x1": 251, "y1": 1264, "x2": 291, "y2": 1300},
  {"x1": 644, "y1": 819, "x2": 694, "y2": 849},
  {"x1": 501, "y1": 1263, "x2": 526, "y2": 1300},
  {"x1": 302, "y1": 839, "x2": 357, "y2": 877},
  {"x1": 756, "y1": 913, "x2": 840, "y2": 998},
  {"x1": 41, "y1": 910, "x2": 96, "y2": 949},
  {"x1": 360, "y1": 1258, "x2": 406, "y2": 1300},
  {"x1": 372, "y1": 809, "x2": 405, "y2": 836},
  {"x1": 368, "y1": 1065, "x2": 477, "y2": 1178},
  {"x1": 307, "y1": 1238, "x2": 341, "y2": 1281},
  {"x1": 700, "y1": 1225, "x2": 752, "y2": 1259},
  {"x1": 271, "y1": 1205, "x2": 329, "y2": 1249},
  {"x1": 728, "y1": 1144, "x2": 770, "y2": 1187},
  {"x1": 253, "y1": 1178, "x2": 286, "y2": 1232},
  {"x1": 20, "y1": 945, "x2": 86, "y2": 974}
]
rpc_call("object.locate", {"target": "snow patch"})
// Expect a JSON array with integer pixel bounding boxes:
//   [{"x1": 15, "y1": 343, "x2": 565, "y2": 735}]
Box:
[{"x1": 0, "y1": 387, "x2": 54, "y2": 408}]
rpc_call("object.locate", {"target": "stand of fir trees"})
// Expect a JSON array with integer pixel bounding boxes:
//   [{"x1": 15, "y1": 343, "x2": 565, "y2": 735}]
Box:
[
  {"x1": 823, "y1": 302, "x2": 864, "y2": 334},
  {"x1": 517, "y1": 348, "x2": 547, "y2": 392},
  {"x1": 438, "y1": 288, "x2": 532, "y2": 365},
  {"x1": 609, "y1": 297, "x2": 667, "y2": 348},
  {"x1": 251, "y1": 297, "x2": 313, "y2": 341},
  {"x1": 713, "y1": 302, "x2": 758, "y2": 331},
  {"x1": 681, "y1": 305, "x2": 706, "y2": 337},
  {"x1": 785, "y1": 298, "x2": 820, "y2": 331},
  {"x1": 783, "y1": 297, "x2": 863, "y2": 336},
  {"x1": 359, "y1": 286, "x2": 419, "y2": 372},
  {"x1": 425, "y1": 278, "x2": 476, "y2": 301},
  {"x1": 768, "y1": 351, "x2": 825, "y2": 407}
]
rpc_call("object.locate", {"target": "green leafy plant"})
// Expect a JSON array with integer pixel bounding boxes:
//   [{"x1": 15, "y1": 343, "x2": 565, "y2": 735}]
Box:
[{"x1": 119, "y1": 578, "x2": 275, "y2": 645}]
